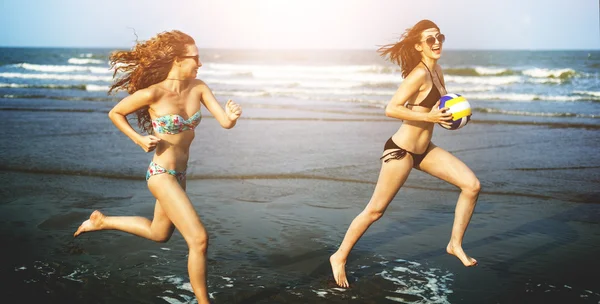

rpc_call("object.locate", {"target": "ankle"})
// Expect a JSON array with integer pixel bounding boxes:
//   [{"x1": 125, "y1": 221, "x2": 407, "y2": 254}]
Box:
[{"x1": 331, "y1": 251, "x2": 347, "y2": 262}]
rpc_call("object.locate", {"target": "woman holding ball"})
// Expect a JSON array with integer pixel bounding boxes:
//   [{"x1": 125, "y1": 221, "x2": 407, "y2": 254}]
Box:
[{"x1": 330, "y1": 19, "x2": 480, "y2": 288}]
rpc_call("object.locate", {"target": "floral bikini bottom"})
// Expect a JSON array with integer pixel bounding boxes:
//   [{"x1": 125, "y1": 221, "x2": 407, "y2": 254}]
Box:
[{"x1": 146, "y1": 161, "x2": 187, "y2": 182}]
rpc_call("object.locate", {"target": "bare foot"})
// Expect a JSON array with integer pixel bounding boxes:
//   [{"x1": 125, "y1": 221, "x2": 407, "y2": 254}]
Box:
[
  {"x1": 74, "y1": 210, "x2": 106, "y2": 237},
  {"x1": 446, "y1": 243, "x2": 477, "y2": 267},
  {"x1": 330, "y1": 252, "x2": 349, "y2": 288}
]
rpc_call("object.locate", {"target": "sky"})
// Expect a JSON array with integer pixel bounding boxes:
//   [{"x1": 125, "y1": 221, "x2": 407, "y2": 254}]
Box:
[{"x1": 0, "y1": 0, "x2": 598, "y2": 50}]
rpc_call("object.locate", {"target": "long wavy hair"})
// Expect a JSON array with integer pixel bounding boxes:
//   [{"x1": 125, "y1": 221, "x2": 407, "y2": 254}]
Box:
[
  {"x1": 108, "y1": 30, "x2": 195, "y2": 134},
  {"x1": 377, "y1": 20, "x2": 440, "y2": 78}
]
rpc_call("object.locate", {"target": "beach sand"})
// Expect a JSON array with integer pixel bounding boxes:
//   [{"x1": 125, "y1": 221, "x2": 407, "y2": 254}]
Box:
[{"x1": 1, "y1": 105, "x2": 599, "y2": 303}]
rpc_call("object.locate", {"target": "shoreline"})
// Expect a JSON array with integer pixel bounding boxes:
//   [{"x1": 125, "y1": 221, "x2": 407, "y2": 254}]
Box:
[{"x1": 0, "y1": 97, "x2": 599, "y2": 303}]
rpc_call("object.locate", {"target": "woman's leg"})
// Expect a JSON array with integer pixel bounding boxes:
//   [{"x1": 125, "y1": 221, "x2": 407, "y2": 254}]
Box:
[
  {"x1": 330, "y1": 154, "x2": 413, "y2": 287},
  {"x1": 416, "y1": 144, "x2": 480, "y2": 267},
  {"x1": 73, "y1": 175, "x2": 185, "y2": 242},
  {"x1": 73, "y1": 200, "x2": 175, "y2": 242},
  {"x1": 146, "y1": 174, "x2": 210, "y2": 304}
]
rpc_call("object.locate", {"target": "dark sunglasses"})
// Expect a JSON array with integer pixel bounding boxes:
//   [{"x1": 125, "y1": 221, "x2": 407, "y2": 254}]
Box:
[
  {"x1": 179, "y1": 55, "x2": 200, "y2": 64},
  {"x1": 422, "y1": 34, "x2": 446, "y2": 46}
]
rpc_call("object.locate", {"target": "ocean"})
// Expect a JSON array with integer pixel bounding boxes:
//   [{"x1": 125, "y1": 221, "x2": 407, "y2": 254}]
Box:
[
  {"x1": 1, "y1": 47, "x2": 599, "y2": 304},
  {"x1": 1, "y1": 48, "x2": 599, "y2": 127}
]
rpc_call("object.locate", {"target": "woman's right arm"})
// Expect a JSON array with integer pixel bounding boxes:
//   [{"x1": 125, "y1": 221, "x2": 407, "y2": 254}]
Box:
[
  {"x1": 108, "y1": 89, "x2": 161, "y2": 152},
  {"x1": 385, "y1": 68, "x2": 452, "y2": 126}
]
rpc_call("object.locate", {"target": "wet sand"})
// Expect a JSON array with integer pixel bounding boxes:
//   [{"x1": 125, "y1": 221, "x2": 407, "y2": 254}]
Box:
[{"x1": 1, "y1": 105, "x2": 599, "y2": 303}]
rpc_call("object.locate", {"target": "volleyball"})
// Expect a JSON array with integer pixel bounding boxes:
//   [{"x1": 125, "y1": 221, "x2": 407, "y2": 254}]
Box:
[{"x1": 438, "y1": 93, "x2": 472, "y2": 130}]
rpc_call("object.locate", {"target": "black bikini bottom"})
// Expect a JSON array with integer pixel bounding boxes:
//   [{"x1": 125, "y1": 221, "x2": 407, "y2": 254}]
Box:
[{"x1": 380, "y1": 137, "x2": 431, "y2": 168}]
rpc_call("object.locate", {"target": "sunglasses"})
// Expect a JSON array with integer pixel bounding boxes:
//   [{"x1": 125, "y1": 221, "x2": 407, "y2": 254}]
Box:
[
  {"x1": 422, "y1": 34, "x2": 446, "y2": 46},
  {"x1": 179, "y1": 55, "x2": 200, "y2": 64}
]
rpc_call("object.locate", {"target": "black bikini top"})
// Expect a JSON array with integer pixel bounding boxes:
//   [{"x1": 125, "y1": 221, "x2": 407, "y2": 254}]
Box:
[{"x1": 405, "y1": 61, "x2": 445, "y2": 109}]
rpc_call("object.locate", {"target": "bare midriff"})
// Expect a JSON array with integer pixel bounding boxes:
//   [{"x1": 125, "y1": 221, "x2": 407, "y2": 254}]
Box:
[
  {"x1": 152, "y1": 131, "x2": 195, "y2": 171},
  {"x1": 391, "y1": 105, "x2": 434, "y2": 154}
]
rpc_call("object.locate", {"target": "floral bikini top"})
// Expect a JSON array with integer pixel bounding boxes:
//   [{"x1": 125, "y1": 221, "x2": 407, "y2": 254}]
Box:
[{"x1": 151, "y1": 109, "x2": 202, "y2": 134}]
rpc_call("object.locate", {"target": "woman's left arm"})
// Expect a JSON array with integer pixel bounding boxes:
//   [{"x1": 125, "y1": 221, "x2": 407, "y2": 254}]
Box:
[{"x1": 197, "y1": 80, "x2": 242, "y2": 129}]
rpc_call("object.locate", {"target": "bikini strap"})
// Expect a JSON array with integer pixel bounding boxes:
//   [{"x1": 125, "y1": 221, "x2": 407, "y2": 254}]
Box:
[
  {"x1": 420, "y1": 60, "x2": 446, "y2": 90},
  {"x1": 380, "y1": 148, "x2": 408, "y2": 163},
  {"x1": 420, "y1": 60, "x2": 434, "y2": 77}
]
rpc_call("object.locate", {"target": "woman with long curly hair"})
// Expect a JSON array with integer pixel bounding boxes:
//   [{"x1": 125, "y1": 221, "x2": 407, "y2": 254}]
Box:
[
  {"x1": 74, "y1": 30, "x2": 241, "y2": 303},
  {"x1": 330, "y1": 20, "x2": 480, "y2": 288}
]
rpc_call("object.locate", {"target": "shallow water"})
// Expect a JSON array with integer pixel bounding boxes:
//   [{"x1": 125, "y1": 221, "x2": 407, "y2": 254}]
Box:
[
  {"x1": 1, "y1": 48, "x2": 600, "y2": 303},
  {"x1": 1, "y1": 171, "x2": 599, "y2": 303}
]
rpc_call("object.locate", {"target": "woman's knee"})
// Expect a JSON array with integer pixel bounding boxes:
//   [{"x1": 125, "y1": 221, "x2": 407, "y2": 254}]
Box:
[
  {"x1": 461, "y1": 177, "x2": 481, "y2": 196},
  {"x1": 153, "y1": 232, "x2": 172, "y2": 243},
  {"x1": 363, "y1": 206, "x2": 385, "y2": 222},
  {"x1": 187, "y1": 231, "x2": 209, "y2": 253}
]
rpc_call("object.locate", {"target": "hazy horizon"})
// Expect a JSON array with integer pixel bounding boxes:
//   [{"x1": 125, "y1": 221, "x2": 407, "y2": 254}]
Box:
[
  {"x1": 1, "y1": 45, "x2": 598, "y2": 52},
  {"x1": 1, "y1": 0, "x2": 598, "y2": 51}
]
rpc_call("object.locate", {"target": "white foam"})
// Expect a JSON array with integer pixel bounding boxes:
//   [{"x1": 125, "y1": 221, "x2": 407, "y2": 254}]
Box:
[
  {"x1": 526, "y1": 281, "x2": 600, "y2": 299},
  {"x1": 204, "y1": 62, "x2": 388, "y2": 74},
  {"x1": 474, "y1": 67, "x2": 511, "y2": 75},
  {"x1": 85, "y1": 84, "x2": 109, "y2": 91},
  {"x1": 204, "y1": 77, "x2": 400, "y2": 90},
  {"x1": 15, "y1": 63, "x2": 110, "y2": 74},
  {"x1": 528, "y1": 78, "x2": 563, "y2": 84},
  {"x1": 379, "y1": 259, "x2": 453, "y2": 304},
  {"x1": 180, "y1": 282, "x2": 193, "y2": 293},
  {"x1": 33, "y1": 261, "x2": 56, "y2": 276},
  {"x1": 479, "y1": 108, "x2": 599, "y2": 118},
  {"x1": 312, "y1": 289, "x2": 328, "y2": 298},
  {"x1": 467, "y1": 92, "x2": 588, "y2": 102},
  {"x1": 0, "y1": 72, "x2": 112, "y2": 82},
  {"x1": 154, "y1": 275, "x2": 195, "y2": 294},
  {"x1": 246, "y1": 69, "x2": 401, "y2": 84},
  {"x1": 68, "y1": 58, "x2": 105, "y2": 65},
  {"x1": 213, "y1": 90, "x2": 268, "y2": 97},
  {"x1": 446, "y1": 85, "x2": 496, "y2": 93},
  {"x1": 0, "y1": 83, "x2": 28, "y2": 88},
  {"x1": 445, "y1": 75, "x2": 522, "y2": 85},
  {"x1": 198, "y1": 62, "x2": 403, "y2": 87},
  {"x1": 379, "y1": 270, "x2": 408, "y2": 286},
  {"x1": 574, "y1": 90, "x2": 600, "y2": 97},
  {"x1": 0, "y1": 83, "x2": 87, "y2": 90},
  {"x1": 93, "y1": 271, "x2": 110, "y2": 279},
  {"x1": 212, "y1": 86, "x2": 394, "y2": 97},
  {"x1": 392, "y1": 266, "x2": 420, "y2": 275},
  {"x1": 522, "y1": 68, "x2": 576, "y2": 78},
  {"x1": 204, "y1": 77, "x2": 386, "y2": 89},
  {"x1": 62, "y1": 269, "x2": 87, "y2": 282},
  {"x1": 159, "y1": 296, "x2": 187, "y2": 304}
]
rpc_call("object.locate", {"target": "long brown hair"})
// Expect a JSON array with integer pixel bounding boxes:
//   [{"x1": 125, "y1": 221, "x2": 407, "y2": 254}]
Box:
[
  {"x1": 108, "y1": 30, "x2": 195, "y2": 134},
  {"x1": 377, "y1": 20, "x2": 440, "y2": 78}
]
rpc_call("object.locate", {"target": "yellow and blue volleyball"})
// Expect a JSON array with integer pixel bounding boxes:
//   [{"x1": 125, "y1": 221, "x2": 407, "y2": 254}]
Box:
[{"x1": 439, "y1": 93, "x2": 472, "y2": 130}]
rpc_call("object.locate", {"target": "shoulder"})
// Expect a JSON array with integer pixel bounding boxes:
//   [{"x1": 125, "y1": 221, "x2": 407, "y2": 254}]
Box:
[
  {"x1": 191, "y1": 78, "x2": 208, "y2": 88},
  {"x1": 404, "y1": 65, "x2": 428, "y2": 84},
  {"x1": 435, "y1": 64, "x2": 444, "y2": 75},
  {"x1": 188, "y1": 79, "x2": 209, "y2": 93},
  {"x1": 131, "y1": 86, "x2": 159, "y2": 102}
]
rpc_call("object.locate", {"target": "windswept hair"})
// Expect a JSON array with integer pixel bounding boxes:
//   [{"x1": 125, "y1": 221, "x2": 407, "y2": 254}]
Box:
[
  {"x1": 377, "y1": 20, "x2": 439, "y2": 78},
  {"x1": 108, "y1": 30, "x2": 195, "y2": 134}
]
